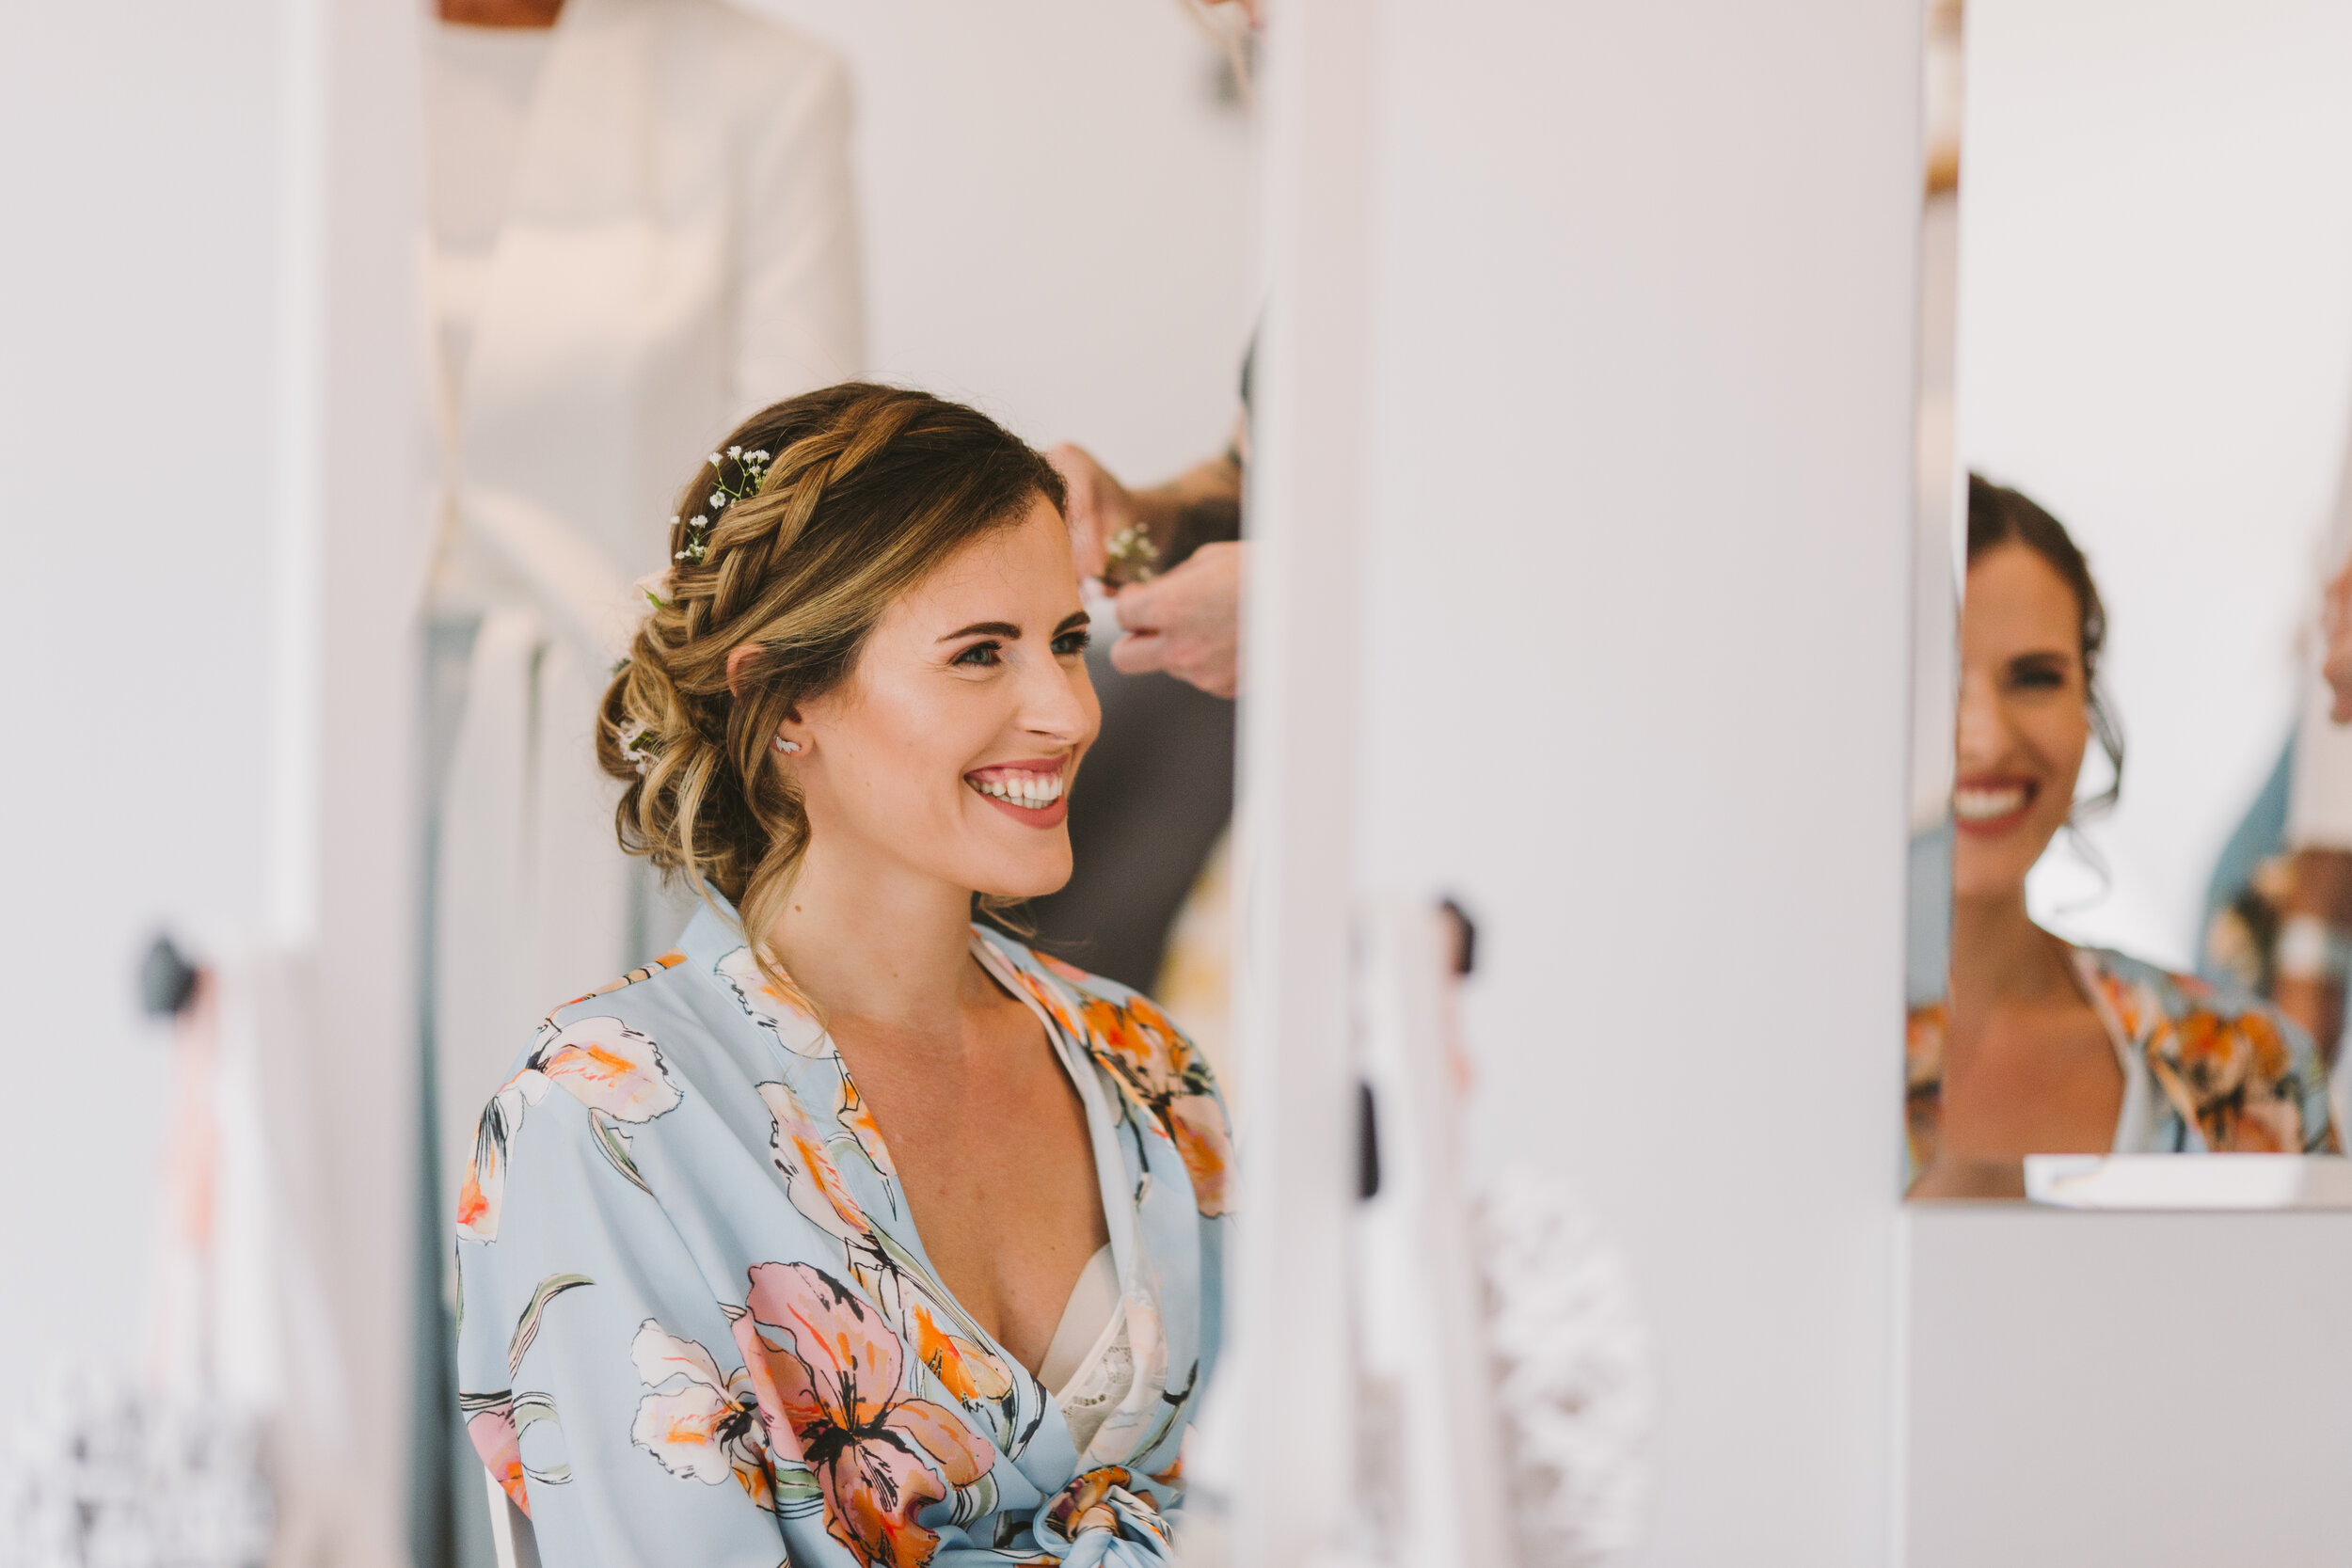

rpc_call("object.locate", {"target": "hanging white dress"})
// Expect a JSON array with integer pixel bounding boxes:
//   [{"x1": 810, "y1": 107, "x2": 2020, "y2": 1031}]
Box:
[{"x1": 423, "y1": 0, "x2": 864, "y2": 1212}]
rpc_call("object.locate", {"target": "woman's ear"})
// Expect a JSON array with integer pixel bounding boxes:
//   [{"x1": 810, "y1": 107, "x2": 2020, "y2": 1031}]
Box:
[{"x1": 724, "y1": 642, "x2": 761, "y2": 700}]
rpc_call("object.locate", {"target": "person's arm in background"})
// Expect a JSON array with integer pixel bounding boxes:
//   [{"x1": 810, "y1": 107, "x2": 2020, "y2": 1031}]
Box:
[
  {"x1": 2276, "y1": 850, "x2": 2352, "y2": 1068},
  {"x1": 731, "y1": 38, "x2": 866, "y2": 411},
  {"x1": 1052, "y1": 437, "x2": 1242, "y2": 582},
  {"x1": 2278, "y1": 555, "x2": 2352, "y2": 1067},
  {"x1": 1052, "y1": 422, "x2": 1247, "y2": 699}
]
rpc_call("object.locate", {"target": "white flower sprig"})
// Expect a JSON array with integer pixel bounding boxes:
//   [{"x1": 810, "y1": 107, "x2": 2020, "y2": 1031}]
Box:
[
  {"x1": 674, "y1": 444, "x2": 775, "y2": 566},
  {"x1": 617, "y1": 719, "x2": 658, "y2": 778}
]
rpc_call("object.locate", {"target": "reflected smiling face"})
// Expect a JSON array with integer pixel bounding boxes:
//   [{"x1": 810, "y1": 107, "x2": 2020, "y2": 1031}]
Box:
[
  {"x1": 1950, "y1": 542, "x2": 2092, "y2": 900},
  {"x1": 786, "y1": 497, "x2": 1101, "y2": 900}
]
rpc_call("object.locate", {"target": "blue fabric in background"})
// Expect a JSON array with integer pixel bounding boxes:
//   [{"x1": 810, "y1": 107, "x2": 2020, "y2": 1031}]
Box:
[
  {"x1": 1908, "y1": 820, "x2": 1953, "y2": 1008},
  {"x1": 2197, "y1": 736, "x2": 2295, "y2": 988}
]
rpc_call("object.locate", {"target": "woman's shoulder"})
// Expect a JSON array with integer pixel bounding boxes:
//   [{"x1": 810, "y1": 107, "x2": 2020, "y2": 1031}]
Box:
[
  {"x1": 2074, "y1": 944, "x2": 2301, "y2": 1035},
  {"x1": 974, "y1": 927, "x2": 1232, "y2": 1219},
  {"x1": 973, "y1": 927, "x2": 1204, "y2": 1065},
  {"x1": 2075, "y1": 944, "x2": 2336, "y2": 1153},
  {"x1": 2074, "y1": 942, "x2": 2325, "y2": 1093},
  {"x1": 496, "y1": 927, "x2": 824, "y2": 1131}
]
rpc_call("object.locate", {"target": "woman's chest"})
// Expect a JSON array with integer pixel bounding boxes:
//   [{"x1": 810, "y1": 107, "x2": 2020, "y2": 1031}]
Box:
[
  {"x1": 832, "y1": 1033, "x2": 1112, "y2": 1370},
  {"x1": 1938, "y1": 1005, "x2": 2125, "y2": 1154}
]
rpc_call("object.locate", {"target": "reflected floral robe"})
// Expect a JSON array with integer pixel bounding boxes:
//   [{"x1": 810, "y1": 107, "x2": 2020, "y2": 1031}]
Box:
[
  {"x1": 1906, "y1": 943, "x2": 2337, "y2": 1184},
  {"x1": 453, "y1": 900, "x2": 1230, "y2": 1567}
]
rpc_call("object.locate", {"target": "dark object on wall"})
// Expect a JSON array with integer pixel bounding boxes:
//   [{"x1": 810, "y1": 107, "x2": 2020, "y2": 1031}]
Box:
[
  {"x1": 1441, "y1": 897, "x2": 1477, "y2": 976},
  {"x1": 139, "y1": 933, "x2": 199, "y2": 1020}
]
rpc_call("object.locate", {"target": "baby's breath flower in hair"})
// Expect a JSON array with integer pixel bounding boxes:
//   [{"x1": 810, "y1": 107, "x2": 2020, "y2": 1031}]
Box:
[
  {"x1": 674, "y1": 446, "x2": 775, "y2": 566},
  {"x1": 616, "y1": 719, "x2": 658, "y2": 777}
]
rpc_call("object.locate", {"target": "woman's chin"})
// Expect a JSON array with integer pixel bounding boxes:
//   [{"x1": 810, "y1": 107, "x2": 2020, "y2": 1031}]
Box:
[
  {"x1": 970, "y1": 848, "x2": 1074, "y2": 903},
  {"x1": 1951, "y1": 852, "x2": 2042, "y2": 903}
]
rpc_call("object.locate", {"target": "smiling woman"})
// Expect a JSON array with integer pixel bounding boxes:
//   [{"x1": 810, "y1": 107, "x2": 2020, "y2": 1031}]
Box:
[
  {"x1": 1906, "y1": 478, "x2": 2338, "y2": 1198},
  {"x1": 453, "y1": 384, "x2": 1229, "y2": 1566}
]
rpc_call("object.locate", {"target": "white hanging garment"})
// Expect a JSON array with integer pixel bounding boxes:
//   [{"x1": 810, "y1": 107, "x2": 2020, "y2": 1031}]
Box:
[{"x1": 425, "y1": 0, "x2": 864, "y2": 1204}]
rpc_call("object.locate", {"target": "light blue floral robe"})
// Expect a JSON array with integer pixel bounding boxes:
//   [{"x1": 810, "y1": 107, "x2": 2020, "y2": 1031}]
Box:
[{"x1": 453, "y1": 899, "x2": 1231, "y2": 1567}]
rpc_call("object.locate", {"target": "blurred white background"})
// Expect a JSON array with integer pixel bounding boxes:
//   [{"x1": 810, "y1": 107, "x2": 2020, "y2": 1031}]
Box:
[
  {"x1": 746, "y1": 0, "x2": 1260, "y2": 483},
  {"x1": 0, "y1": 0, "x2": 290, "y2": 1406},
  {"x1": 1960, "y1": 0, "x2": 2352, "y2": 967}
]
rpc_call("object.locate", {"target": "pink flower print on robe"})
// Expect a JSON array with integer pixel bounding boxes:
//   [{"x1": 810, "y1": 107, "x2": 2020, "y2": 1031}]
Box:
[
  {"x1": 761, "y1": 1081, "x2": 879, "y2": 1247},
  {"x1": 717, "y1": 945, "x2": 832, "y2": 1056},
  {"x1": 759, "y1": 1082, "x2": 1014, "y2": 1409},
  {"x1": 729, "y1": 1261, "x2": 995, "y2": 1568},
  {"x1": 465, "y1": 1398, "x2": 528, "y2": 1515},
  {"x1": 457, "y1": 1016, "x2": 682, "y2": 1243}
]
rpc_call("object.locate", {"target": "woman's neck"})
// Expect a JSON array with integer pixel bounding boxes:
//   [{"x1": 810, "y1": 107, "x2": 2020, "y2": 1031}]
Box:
[
  {"x1": 1948, "y1": 887, "x2": 2075, "y2": 1013},
  {"x1": 763, "y1": 841, "x2": 985, "y2": 1041},
  {"x1": 438, "y1": 0, "x2": 564, "y2": 27}
]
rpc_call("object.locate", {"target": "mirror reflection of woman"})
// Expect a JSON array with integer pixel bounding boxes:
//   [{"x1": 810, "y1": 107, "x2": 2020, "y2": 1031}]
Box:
[
  {"x1": 1907, "y1": 478, "x2": 2338, "y2": 1199},
  {"x1": 453, "y1": 387, "x2": 1229, "y2": 1565}
]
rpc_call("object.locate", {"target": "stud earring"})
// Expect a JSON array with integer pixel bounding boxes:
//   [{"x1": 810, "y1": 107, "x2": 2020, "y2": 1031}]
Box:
[{"x1": 772, "y1": 735, "x2": 802, "y2": 754}]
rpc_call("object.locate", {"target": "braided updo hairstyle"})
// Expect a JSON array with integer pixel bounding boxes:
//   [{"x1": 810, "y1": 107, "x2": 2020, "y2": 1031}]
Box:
[{"x1": 598, "y1": 384, "x2": 1066, "y2": 972}]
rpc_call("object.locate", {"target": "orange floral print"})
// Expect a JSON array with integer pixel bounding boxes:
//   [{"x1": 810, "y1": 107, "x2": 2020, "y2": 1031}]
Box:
[
  {"x1": 561, "y1": 952, "x2": 684, "y2": 1008},
  {"x1": 1908, "y1": 948, "x2": 2337, "y2": 1180},
  {"x1": 837, "y1": 1075, "x2": 900, "y2": 1197},
  {"x1": 1905, "y1": 1004, "x2": 1947, "y2": 1178},
  {"x1": 2153, "y1": 1006, "x2": 2318, "y2": 1152},
  {"x1": 761, "y1": 1081, "x2": 877, "y2": 1247},
  {"x1": 759, "y1": 1080, "x2": 1015, "y2": 1412},
  {"x1": 719, "y1": 945, "x2": 831, "y2": 1056},
  {"x1": 465, "y1": 1399, "x2": 528, "y2": 1516},
  {"x1": 453, "y1": 912, "x2": 1222, "y2": 1561},
  {"x1": 729, "y1": 1262, "x2": 995, "y2": 1568},
  {"x1": 1040, "y1": 1465, "x2": 1172, "y2": 1552},
  {"x1": 628, "y1": 1323, "x2": 778, "y2": 1511},
  {"x1": 1073, "y1": 990, "x2": 1231, "y2": 1217},
  {"x1": 459, "y1": 1017, "x2": 682, "y2": 1243}
]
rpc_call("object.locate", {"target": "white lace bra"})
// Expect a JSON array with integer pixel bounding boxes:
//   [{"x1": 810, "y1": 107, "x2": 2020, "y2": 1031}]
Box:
[{"x1": 1038, "y1": 1243, "x2": 1133, "y2": 1452}]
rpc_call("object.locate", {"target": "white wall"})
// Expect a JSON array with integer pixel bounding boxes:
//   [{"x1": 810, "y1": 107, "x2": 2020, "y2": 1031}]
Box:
[
  {"x1": 1961, "y1": 0, "x2": 2352, "y2": 966},
  {"x1": 738, "y1": 0, "x2": 1258, "y2": 486},
  {"x1": 0, "y1": 4, "x2": 421, "y2": 1560},
  {"x1": 1908, "y1": 1209, "x2": 2352, "y2": 1566},
  {"x1": 0, "y1": 0, "x2": 285, "y2": 1401},
  {"x1": 1243, "y1": 0, "x2": 1923, "y2": 1561}
]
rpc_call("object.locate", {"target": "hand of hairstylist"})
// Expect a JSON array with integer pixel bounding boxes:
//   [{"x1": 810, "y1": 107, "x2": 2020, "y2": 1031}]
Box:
[
  {"x1": 1050, "y1": 440, "x2": 1248, "y2": 699},
  {"x1": 1048, "y1": 443, "x2": 1140, "y2": 582},
  {"x1": 1110, "y1": 541, "x2": 1244, "y2": 700}
]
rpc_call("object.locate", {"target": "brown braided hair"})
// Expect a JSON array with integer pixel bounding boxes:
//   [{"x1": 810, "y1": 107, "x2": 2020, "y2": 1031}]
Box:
[{"x1": 598, "y1": 384, "x2": 1066, "y2": 977}]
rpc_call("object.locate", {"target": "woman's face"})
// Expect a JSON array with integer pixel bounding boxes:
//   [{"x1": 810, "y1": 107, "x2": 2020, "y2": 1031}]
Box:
[
  {"x1": 789, "y1": 497, "x2": 1101, "y2": 899},
  {"x1": 1950, "y1": 542, "x2": 2092, "y2": 899}
]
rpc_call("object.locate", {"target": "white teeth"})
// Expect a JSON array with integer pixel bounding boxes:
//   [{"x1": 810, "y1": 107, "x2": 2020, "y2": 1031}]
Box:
[
  {"x1": 970, "y1": 771, "x2": 1063, "y2": 806},
  {"x1": 1953, "y1": 784, "x2": 2028, "y2": 822}
]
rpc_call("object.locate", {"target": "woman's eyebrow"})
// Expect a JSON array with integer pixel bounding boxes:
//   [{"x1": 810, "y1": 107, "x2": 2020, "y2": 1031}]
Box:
[
  {"x1": 938, "y1": 620, "x2": 1020, "y2": 642},
  {"x1": 1054, "y1": 610, "x2": 1090, "y2": 635}
]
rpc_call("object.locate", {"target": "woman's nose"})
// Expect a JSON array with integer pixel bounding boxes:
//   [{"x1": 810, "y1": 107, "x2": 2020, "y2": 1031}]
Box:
[
  {"x1": 1019, "y1": 648, "x2": 1094, "y2": 744},
  {"x1": 1953, "y1": 670, "x2": 2006, "y2": 770}
]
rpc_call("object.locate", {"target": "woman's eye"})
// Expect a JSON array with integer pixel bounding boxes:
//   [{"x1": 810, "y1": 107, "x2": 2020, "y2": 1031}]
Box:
[
  {"x1": 1052, "y1": 628, "x2": 1092, "y2": 657},
  {"x1": 2007, "y1": 656, "x2": 2071, "y2": 690},
  {"x1": 953, "y1": 641, "x2": 1002, "y2": 668}
]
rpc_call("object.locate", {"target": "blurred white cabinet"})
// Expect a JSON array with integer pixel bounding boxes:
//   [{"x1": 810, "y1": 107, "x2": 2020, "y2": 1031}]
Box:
[{"x1": 1907, "y1": 1208, "x2": 2352, "y2": 1566}]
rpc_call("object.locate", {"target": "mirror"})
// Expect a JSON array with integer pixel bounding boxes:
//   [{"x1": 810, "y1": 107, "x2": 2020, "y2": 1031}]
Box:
[{"x1": 1904, "y1": 0, "x2": 2352, "y2": 1200}]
